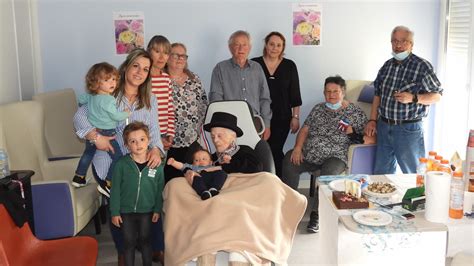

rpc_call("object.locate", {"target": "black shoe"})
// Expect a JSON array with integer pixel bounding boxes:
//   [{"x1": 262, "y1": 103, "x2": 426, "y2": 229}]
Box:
[
  {"x1": 307, "y1": 211, "x2": 319, "y2": 233},
  {"x1": 97, "y1": 183, "x2": 111, "y2": 198},
  {"x1": 201, "y1": 190, "x2": 212, "y2": 200},
  {"x1": 209, "y1": 188, "x2": 219, "y2": 197},
  {"x1": 72, "y1": 175, "x2": 88, "y2": 188}
]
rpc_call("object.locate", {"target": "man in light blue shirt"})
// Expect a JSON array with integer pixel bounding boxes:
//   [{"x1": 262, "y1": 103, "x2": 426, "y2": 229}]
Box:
[{"x1": 209, "y1": 30, "x2": 272, "y2": 140}]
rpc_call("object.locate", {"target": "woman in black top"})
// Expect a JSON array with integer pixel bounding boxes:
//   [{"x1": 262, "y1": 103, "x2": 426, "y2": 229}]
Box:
[{"x1": 252, "y1": 31, "x2": 302, "y2": 178}]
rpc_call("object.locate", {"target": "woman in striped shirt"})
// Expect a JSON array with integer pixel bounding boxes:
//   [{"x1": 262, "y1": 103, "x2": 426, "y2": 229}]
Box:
[
  {"x1": 147, "y1": 35, "x2": 175, "y2": 151},
  {"x1": 73, "y1": 48, "x2": 165, "y2": 265}
]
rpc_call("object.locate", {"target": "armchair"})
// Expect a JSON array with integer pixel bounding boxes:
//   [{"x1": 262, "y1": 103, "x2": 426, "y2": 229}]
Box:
[
  {"x1": 309, "y1": 80, "x2": 376, "y2": 197},
  {"x1": 33, "y1": 88, "x2": 84, "y2": 159},
  {"x1": 0, "y1": 101, "x2": 101, "y2": 239}
]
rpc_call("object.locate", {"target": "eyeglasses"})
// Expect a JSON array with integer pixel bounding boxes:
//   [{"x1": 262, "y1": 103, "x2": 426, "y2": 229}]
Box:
[
  {"x1": 170, "y1": 53, "x2": 188, "y2": 60},
  {"x1": 391, "y1": 39, "x2": 410, "y2": 46}
]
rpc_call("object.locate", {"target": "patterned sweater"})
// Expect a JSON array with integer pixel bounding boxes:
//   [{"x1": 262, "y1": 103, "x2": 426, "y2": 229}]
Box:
[{"x1": 303, "y1": 102, "x2": 367, "y2": 165}]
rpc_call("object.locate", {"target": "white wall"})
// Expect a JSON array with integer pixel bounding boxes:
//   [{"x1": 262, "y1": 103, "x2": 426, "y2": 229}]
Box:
[{"x1": 36, "y1": 0, "x2": 441, "y2": 150}]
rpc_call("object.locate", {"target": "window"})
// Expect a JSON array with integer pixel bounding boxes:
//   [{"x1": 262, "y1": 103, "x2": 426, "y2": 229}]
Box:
[{"x1": 435, "y1": 0, "x2": 474, "y2": 159}]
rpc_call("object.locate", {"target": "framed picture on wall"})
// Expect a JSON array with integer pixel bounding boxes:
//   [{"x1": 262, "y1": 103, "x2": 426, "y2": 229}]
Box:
[
  {"x1": 113, "y1": 11, "x2": 145, "y2": 55},
  {"x1": 292, "y1": 3, "x2": 322, "y2": 46}
]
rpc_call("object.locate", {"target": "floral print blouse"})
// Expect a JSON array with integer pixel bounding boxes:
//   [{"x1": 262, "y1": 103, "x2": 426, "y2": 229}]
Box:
[
  {"x1": 303, "y1": 102, "x2": 367, "y2": 165},
  {"x1": 171, "y1": 72, "x2": 208, "y2": 148}
]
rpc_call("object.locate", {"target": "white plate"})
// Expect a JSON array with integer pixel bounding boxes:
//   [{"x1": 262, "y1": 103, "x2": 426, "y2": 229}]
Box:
[
  {"x1": 363, "y1": 187, "x2": 397, "y2": 198},
  {"x1": 352, "y1": 210, "x2": 393, "y2": 226},
  {"x1": 329, "y1": 177, "x2": 370, "y2": 192},
  {"x1": 329, "y1": 179, "x2": 347, "y2": 191}
]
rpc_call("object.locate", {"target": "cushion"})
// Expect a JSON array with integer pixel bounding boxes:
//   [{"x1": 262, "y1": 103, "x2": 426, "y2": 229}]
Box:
[{"x1": 358, "y1": 83, "x2": 375, "y2": 103}]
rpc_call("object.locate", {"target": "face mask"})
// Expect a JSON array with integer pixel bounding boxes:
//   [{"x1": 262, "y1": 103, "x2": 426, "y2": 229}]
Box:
[
  {"x1": 392, "y1": 50, "x2": 410, "y2": 61},
  {"x1": 325, "y1": 101, "x2": 342, "y2": 110}
]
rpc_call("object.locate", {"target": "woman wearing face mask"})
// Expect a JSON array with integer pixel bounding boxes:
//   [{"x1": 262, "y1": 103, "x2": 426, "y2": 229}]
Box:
[{"x1": 282, "y1": 75, "x2": 367, "y2": 234}]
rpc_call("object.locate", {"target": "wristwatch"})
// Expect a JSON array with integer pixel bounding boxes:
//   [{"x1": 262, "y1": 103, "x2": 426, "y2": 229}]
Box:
[{"x1": 412, "y1": 93, "x2": 418, "y2": 104}]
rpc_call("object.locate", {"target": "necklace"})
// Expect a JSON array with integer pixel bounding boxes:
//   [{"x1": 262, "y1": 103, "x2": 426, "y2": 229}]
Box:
[{"x1": 170, "y1": 73, "x2": 187, "y2": 84}]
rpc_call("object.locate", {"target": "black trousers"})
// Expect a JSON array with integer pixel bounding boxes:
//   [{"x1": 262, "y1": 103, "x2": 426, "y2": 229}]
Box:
[
  {"x1": 122, "y1": 212, "x2": 153, "y2": 266},
  {"x1": 267, "y1": 116, "x2": 291, "y2": 178},
  {"x1": 191, "y1": 170, "x2": 228, "y2": 195}
]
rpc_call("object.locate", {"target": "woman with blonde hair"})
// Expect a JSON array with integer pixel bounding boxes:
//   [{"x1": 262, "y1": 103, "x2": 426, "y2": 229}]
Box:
[
  {"x1": 147, "y1": 35, "x2": 175, "y2": 152},
  {"x1": 74, "y1": 48, "x2": 164, "y2": 265}
]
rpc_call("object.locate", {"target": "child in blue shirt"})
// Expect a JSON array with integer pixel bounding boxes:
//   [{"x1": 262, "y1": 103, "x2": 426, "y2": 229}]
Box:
[{"x1": 72, "y1": 62, "x2": 129, "y2": 197}]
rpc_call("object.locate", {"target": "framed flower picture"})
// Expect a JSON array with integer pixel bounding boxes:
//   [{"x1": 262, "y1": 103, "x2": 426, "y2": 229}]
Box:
[
  {"x1": 113, "y1": 11, "x2": 145, "y2": 55},
  {"x1": 292, "y1": 3, "x2": 322, "y2": 46}
]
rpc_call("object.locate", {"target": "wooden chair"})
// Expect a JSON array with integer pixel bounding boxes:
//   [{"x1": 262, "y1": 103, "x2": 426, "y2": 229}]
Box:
[{"x1": 0, "y1": 204, "x2": 98, "y2": 266}]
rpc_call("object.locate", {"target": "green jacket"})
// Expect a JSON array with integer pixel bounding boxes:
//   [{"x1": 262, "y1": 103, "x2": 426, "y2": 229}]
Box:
[{"x1": 110, "y1": 155, "x2": 164, "y2": 216}]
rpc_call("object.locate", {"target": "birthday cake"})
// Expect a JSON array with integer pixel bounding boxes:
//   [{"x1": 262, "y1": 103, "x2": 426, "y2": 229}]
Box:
[{"x1": 332, "y1": 179, "x2": 369, "y2": 209}]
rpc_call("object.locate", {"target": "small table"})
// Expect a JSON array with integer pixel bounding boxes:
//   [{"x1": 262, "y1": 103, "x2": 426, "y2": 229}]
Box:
[
  {"x1": 0, "y1": 170, "x2": 35, "y2": 232},
  {"x1": 319, "y1": 174, "x2": 449, "y2": 265}
]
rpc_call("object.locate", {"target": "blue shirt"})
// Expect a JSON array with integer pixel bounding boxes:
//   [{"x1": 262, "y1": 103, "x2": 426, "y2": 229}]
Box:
[
  {"x1": 374, "y1": 53, "x2": 442, "y2": 121},
  {"x1": 209, "y1": 59, "x2": 272, "y2": 127},
  {"x1": 78, "y1": 93, "x2": 128, "y2": 130},
  {"x1": 74, "y1": 94, "x2": 164, "y2": 179}
]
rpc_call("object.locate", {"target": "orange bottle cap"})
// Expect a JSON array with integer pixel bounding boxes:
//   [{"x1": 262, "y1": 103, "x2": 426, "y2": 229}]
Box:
[
  {"x1": 419, "y1": 157, "x2": 428, "y2": 163},
  {"x1": 453, "y1": 172, "x2": 463, "y2": 177},
  {"x1": 435, "y1": 155, "x2": 443, "y2": 160},
  {"x1": 429, "y1": 151, "x2": 437, "y2": 156},
  {"x1": 441, "y1": 159, "x2": 450, "y2": 164}
]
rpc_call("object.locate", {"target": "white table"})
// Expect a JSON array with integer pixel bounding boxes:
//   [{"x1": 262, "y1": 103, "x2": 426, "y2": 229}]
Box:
[{"x1": 319, "y1": 174, "x2": 452, "y2": 266}]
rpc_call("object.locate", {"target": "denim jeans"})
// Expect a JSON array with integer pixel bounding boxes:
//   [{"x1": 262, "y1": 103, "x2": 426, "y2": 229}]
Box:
[
  {"x1": 282, "y1": 150, "x2": 346, "y2": 212},
  {"x1": 122, "y1": 212, "x2": 153, "y2": 266},
  {"x1": 75, "y1": 128, "x2": 122, "y2": 181},
  {"x1": 374, "y1": 120, "x2": 425, "y2": 174}
]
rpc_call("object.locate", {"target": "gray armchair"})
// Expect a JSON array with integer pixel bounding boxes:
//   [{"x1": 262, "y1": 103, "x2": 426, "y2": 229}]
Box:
[{"x1": 0, "y1": 101, "x2": 101, "y2": 239}]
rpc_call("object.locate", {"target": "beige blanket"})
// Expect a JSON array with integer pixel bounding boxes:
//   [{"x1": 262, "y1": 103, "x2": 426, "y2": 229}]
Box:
[{"x1": 163, "y1": 172, "x2": 307, "y2": 266}]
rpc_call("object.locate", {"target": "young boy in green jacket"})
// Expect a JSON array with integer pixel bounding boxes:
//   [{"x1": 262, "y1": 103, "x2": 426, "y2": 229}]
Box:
[{"x1": 110, "y1": 122, "x2": 164, "y2": 266}]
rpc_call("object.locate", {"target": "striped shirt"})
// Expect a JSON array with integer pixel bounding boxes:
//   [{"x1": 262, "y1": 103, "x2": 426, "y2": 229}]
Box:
[
  {"x1": 150, "y1": 73, "x2": 175, "y2": 137},
  {"x1": 74, "y1": 94, "x2": 164, "y2": 179},
  {"x1": 374, "y1": 53, "x2": 442, "y2": 121}
]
